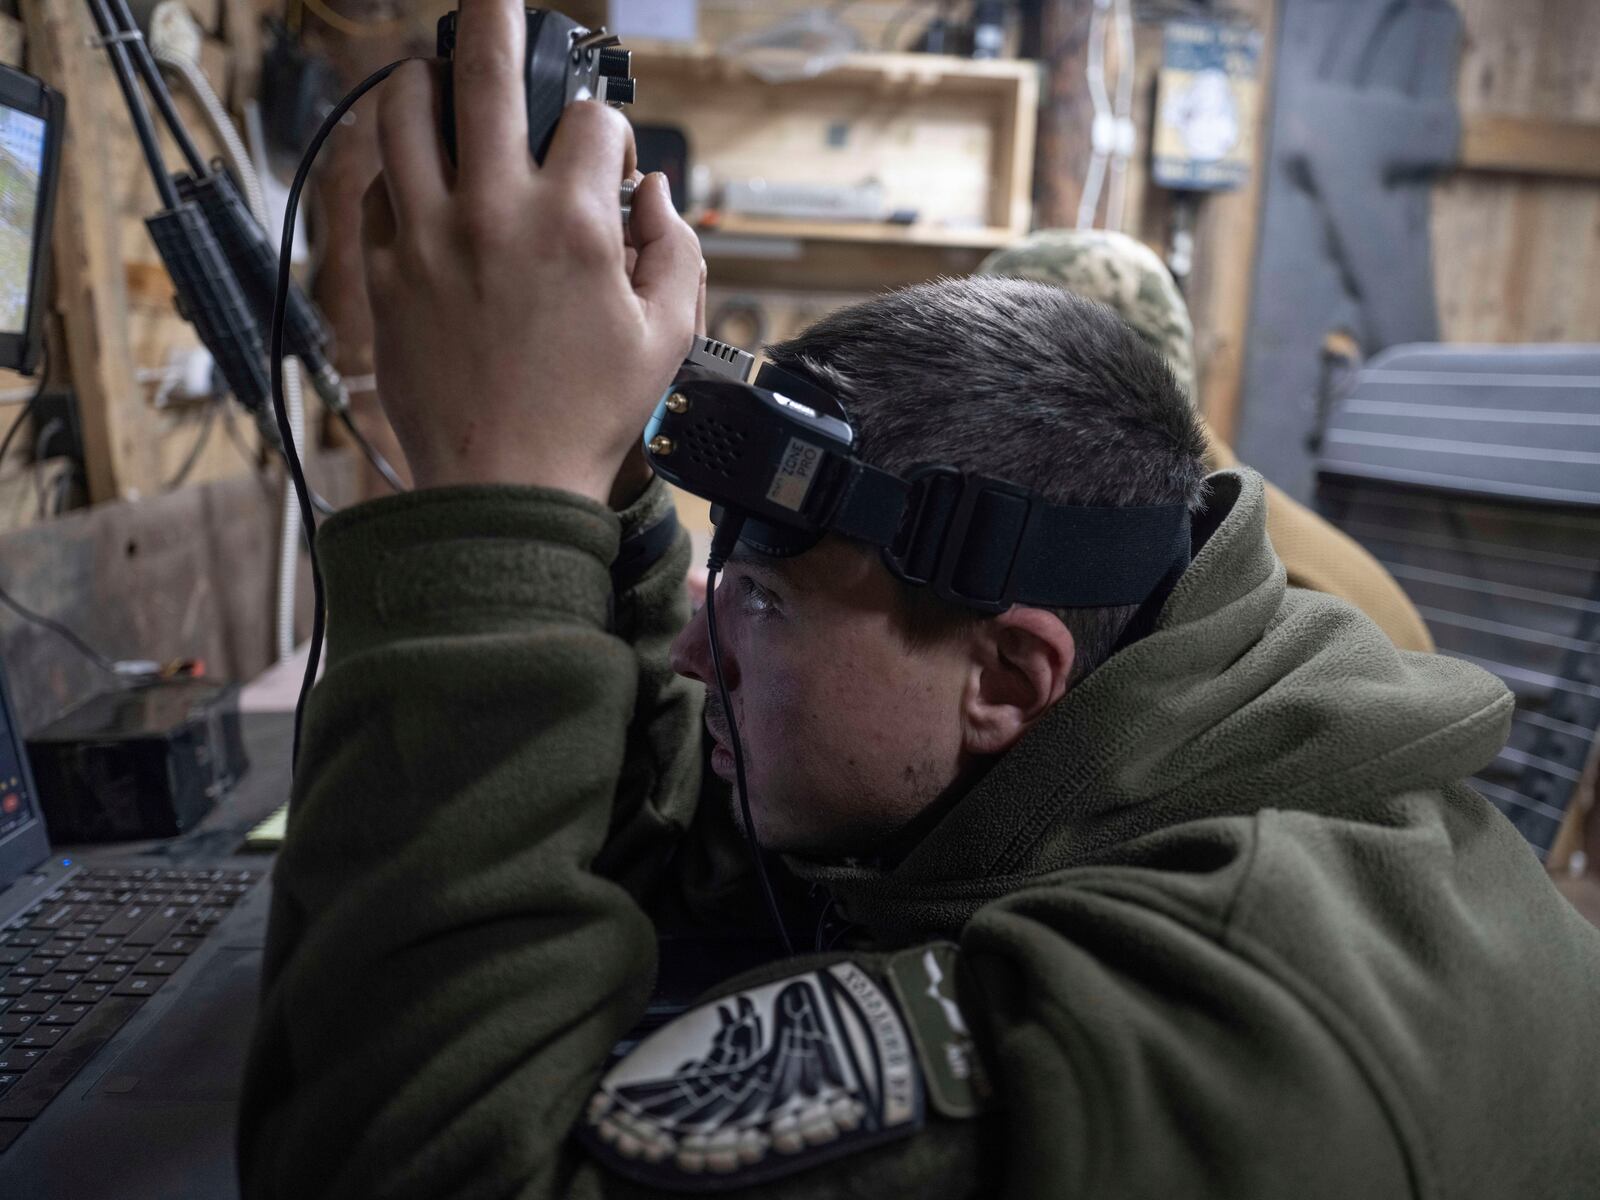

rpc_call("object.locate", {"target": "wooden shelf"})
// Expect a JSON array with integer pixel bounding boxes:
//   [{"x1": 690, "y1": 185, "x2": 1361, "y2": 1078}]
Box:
[
  {"x1": 699, "y1": 216, "x2": 1017, "y2": 250},
  {"x1": 632, "y1": 41, "x2": 1041, "y2": 90},
  {"x1": 627, "y1": 41, "x2": 1039, "y2": 276}
]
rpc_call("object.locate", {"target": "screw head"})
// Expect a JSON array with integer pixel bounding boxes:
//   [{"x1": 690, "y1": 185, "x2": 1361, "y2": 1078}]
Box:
[
  {"x1": 648, "y1": 435, "x2": 675, "y2": 456},
  {"x1": 665, "y1": 392, "x2": 689, "y2": 413}
]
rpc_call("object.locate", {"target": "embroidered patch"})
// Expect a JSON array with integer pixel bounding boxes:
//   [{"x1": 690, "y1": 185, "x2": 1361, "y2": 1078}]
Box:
[
  {"x1": 886, "y1": 943, "x2": 993, "y2": 1119},
  {"x1": 579, "y1": 962, "x2": 924, "y2": 1190}
]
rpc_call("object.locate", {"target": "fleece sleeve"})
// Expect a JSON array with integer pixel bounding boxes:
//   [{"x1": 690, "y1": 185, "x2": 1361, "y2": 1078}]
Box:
[
  {"x1": 592, "y1": 478, "x2": 707, "y2": 900},
  {"x1": 237, "y1": 485, "x2": 675, "y2": 1200}
]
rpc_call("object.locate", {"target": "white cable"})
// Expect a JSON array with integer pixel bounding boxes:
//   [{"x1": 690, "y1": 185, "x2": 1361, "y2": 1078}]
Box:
[
  {"x1": 1077, "y1": 0, "x2": 1113, "y2": 229},
  {"x1": 1105, "y1": 0, "x2": 1136, "y2": 232},
  {"x1": 157, "y1": 45, "x2": 306, "y2": 663}
]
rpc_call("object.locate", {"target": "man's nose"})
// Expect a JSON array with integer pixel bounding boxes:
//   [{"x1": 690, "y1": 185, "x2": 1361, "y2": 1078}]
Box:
[
  {"x1": 670, "y1": 591, "x2": 741, "y2": 689},
  {"x1": 670, "y1": 601, "x2": 711, "y2": 684}
]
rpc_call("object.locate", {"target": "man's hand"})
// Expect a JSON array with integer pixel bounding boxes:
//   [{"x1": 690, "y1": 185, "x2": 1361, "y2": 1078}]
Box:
[{"x1": 362, "y1": 0, "x2": 701, "y2": 503}]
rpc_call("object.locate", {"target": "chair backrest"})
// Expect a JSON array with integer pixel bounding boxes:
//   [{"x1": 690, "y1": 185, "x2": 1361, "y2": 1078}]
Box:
[{"x1": 1317, "y1": 343, "x2": 1600, "y2": 858}]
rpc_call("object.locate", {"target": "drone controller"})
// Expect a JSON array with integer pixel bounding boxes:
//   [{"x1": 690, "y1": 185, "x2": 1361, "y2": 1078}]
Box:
[{"x1": 437, "y1": 7, "x2": 635, "y2": 167}]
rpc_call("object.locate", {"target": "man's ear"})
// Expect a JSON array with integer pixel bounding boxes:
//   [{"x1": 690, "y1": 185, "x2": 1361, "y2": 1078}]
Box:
[{"x1": 960, "y1": 607, "x2": 1076, "y2": 756}]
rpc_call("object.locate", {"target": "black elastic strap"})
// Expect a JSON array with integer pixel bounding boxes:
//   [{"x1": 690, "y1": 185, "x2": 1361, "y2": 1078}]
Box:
[
  {"x1": 828, "y1": 460, "x2": 910, "y2": 546},
  {"x1": 1008, "y1": 502, "x2": 1191, "y2": 609},
  {"x1": 612, "y1": 507, "x2": 681, "y2": 593}
]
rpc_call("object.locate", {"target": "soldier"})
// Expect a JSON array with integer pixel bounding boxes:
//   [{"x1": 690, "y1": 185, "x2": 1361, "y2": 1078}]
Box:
[
  {"x1": 239, "y1": 3, "x2": 1600, "y2": 1196},
  {"x1": 979, "y1": 228, "x2": 1436, "y2": 653}
]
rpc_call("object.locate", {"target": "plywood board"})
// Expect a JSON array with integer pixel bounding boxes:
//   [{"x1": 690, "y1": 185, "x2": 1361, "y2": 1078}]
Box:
[{"x1": 1433, "y1": 0, "x2": 1600, "y2": 346}]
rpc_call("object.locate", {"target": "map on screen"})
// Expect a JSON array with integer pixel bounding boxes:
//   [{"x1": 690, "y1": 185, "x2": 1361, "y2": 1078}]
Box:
[{"x1": 0, "y1": 106, "x2": 44, "y2": 335}]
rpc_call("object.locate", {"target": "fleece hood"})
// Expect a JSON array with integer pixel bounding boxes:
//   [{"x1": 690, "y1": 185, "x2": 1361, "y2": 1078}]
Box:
[{"x1": 795, "y1": 468, "x2": 1513, "y2": 944}]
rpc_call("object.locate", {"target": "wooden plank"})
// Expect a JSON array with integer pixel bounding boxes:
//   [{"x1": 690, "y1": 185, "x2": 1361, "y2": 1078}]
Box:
[
  {"x1": 990, "y1": 61, "x2": 1039, "y2": 235},
  {"x1": 1458, "y1": 114, "x2": 1600, "y2": 180},
  {"x1": 0, "y1": 14, "x2": 24, "y2": 68},
  {"x1": 1032, "y1": 0, "x2": 1096, "y2": 229},
  {"x1": 21, "y1": 0, "x2": 153, "y2": 502},
  {"x1": 1432, "y1": 0, "x2": 1600, "y2": 346},
  {"x1": 1182, "y1": 0, "x2": 1278, "y2": 444}
]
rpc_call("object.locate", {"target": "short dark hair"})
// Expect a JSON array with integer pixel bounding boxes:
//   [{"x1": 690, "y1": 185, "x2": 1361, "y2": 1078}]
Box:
[{"x1": 763, "y1": 275, "x2": 1209, "y2": 683}]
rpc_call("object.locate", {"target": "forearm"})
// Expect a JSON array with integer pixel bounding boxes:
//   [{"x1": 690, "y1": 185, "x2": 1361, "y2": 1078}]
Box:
[
  {"x1": 596, "y1": 478, "x2": 705, "y2": 899},
  {"x1": 240, "y1": 486, "x2": 657, "y2": 1200}
]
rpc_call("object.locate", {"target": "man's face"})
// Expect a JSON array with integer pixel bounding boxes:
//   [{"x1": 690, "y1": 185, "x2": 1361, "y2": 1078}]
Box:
[{"x1": 669, "y1": 536, "x2": 976, "y2": 858}]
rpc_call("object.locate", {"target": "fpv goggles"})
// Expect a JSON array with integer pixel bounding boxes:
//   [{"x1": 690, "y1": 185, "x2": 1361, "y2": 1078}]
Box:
[{"x1": 644, "y1": 337, "x2": 1193, "y2": 616}]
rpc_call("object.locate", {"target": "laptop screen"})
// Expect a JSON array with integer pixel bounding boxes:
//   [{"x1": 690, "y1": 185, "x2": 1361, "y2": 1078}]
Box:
[{"x1": 0, "y1": 658, "x2": 50, "y2": 891}]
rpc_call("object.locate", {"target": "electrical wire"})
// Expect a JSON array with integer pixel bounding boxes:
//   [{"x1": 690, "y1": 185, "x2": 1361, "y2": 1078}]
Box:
[
  {"x1": 1104, "y1": 0, "x2": 1136, "y2": 233},
  {"x1": 0, "y1": 347, "x2": 49, "y2": 483},
  {"x1": 0, "y1": 578, "x2": 122, "y2": 678},
  {"x1": 84, "y1": 0, "x2": 179, "y2": 209},
  {"x1": 155, "y1": 38, "x2": 314, "y2": 661},
  {"x1": 704, "y1": 516, "x2": 794, "y2": 954},
  {"x1": 1076, "y1": 0, "x2": 1112, "y2": 229},
  {"x1": 272, "y1": 58, "x2": 413, "y2": 767},
  {"x1": 106, "y1": 0, "x2": 208, "y2": 176},
  {"x1": 162, "y1": 397, "x2": 219, "y2": 491},
  {"x1": 334, "y1": 407, "x2": 406, "y2": 492}
]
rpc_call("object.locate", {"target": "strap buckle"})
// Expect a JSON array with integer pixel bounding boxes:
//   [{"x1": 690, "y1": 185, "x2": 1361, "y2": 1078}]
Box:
[{"x1": 884, "y1": 465, "x2": 1035, "y2": 614}]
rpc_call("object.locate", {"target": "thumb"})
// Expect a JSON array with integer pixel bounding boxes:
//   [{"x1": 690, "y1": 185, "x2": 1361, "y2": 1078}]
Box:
[{"x1": 630, "y1": 173, "x2": 701, "y2": 331}]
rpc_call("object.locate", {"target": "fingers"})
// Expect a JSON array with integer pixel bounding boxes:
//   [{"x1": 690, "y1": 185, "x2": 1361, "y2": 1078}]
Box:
[
  {"x1": 452, "y1": 0, "x2": 529, "y2": 192},
  {"x1": 630, "y1": 173, "x2": 701, "y2": 333},
  {"x1": 542, "y1": 101, "x2": 636, "y2": 213},
  {"x1": 376, "y1": 60, "x2": 448, "y2": 228}
]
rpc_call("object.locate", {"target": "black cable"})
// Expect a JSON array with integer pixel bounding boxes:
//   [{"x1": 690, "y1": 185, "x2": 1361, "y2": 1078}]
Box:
[
  {"x1": 272, "y1": 58, "x2": 414, "y2": 768},
  {"x1": 84, "y1": 0, "x2": 179, "y2": 209},
  {"x1": 335, "y1": 406, "x2": 406, "y2": 493},
  {"x1": 0, "y1": 578, "x2": 122, "y2": 678},
  {"x1": 0, "y1": 346, "x2": 51, "y2": 480},
  {"x1": 105, "y1": 0, "x2": 208, "y2": 176},
  {"x1": 163, "y1": 398, "x2": 219, "y2": 491},
  {"x1": 705, "y1": 515, "x2": 794, "y2": 953},
  {"x1": 33, "y1": 417, "x2": 63, "y2": 517}
]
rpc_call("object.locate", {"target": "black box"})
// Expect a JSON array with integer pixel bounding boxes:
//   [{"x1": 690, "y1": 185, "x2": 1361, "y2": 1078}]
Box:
[{"x1": 25, "y1": 680, "x2": 248, "y2": 842}]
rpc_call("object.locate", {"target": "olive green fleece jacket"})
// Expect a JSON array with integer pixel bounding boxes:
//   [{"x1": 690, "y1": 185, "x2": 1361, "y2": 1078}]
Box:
[{"x1": 239, "y1": 468, "x2": 1600, "y2": 1199}]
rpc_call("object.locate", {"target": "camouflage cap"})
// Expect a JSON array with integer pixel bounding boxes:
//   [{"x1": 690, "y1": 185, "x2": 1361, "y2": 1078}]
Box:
[{"x1": 977, "y1": 229, "x2": 1196, "y2": 403}]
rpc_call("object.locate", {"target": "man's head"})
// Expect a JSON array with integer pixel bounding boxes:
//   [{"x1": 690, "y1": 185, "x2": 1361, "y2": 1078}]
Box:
[{"x1": 669, "y1": 276, "x2": 1207, "y2": 858}]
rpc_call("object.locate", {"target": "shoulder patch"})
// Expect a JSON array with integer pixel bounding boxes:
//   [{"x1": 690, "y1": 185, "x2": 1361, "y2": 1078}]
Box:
[
  {"x1": 579, "y1": 962, "x2": 924, "y2": 1190},
  {"x1": 886, "y1": 943, "x2": 994, "y2": 1119}
]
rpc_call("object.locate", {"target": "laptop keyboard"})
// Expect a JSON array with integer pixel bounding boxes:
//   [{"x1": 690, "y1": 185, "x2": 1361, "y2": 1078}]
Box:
[{"x1": 0, "y1": 864, "x2": 262, "y2": 1152}]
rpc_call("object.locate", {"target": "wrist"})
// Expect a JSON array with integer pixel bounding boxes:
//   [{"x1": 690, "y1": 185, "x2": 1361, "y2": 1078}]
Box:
[{"x1": 409, "y1": 453, "x2": 614, "y2": 506}]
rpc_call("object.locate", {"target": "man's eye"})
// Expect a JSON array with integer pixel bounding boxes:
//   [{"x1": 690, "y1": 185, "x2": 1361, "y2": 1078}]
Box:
[{"x1": 737, "y1": 575, "x2": 777, "y2": 613}]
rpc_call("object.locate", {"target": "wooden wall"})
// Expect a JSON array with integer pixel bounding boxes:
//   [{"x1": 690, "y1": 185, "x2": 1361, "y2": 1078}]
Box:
[
  {"x1": 1433, "y1": 0, "x2": 1600, "y2": 344},
  {"x1": 1031, "y1": 0, "x2": 1278, "y2": 442},
  {"x1": 11, "y1": 0, "x2": 269, "y2": 515}
]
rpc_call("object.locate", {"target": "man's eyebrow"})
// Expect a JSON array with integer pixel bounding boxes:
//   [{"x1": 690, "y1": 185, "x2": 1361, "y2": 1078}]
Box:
[{"x1": 726, "y1": 545, "x2": 794, "y2": 581}]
